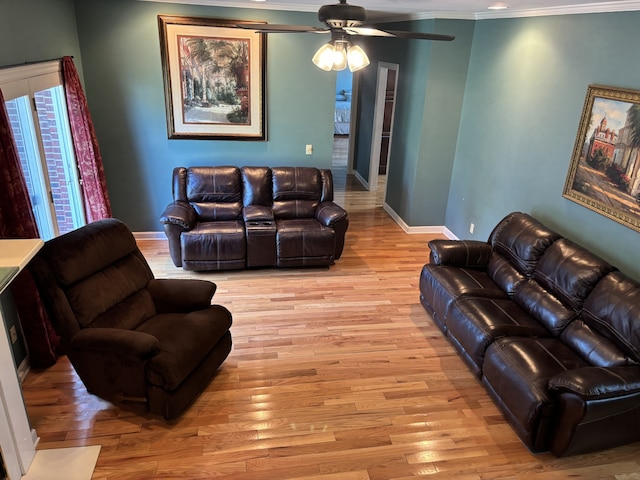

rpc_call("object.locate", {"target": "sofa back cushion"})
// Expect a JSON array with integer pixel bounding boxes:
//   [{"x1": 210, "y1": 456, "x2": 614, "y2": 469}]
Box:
[
  {"x1": 185, "y1": 166, "x2": 243, "y2": 221},
  {"x1": 486, "y1": 212, "x2": 561, "y2": 294},
  {"x1": 532, "y1": 238, "x2": 616, "y2": 312},
  {"x1": 272, "y1": 167, "x2": 322, "y2": 219},
  {"x1": 580, "y1": 271, "x2": 640, "y2": 363},
  {"x1": 514, "y1": 280, "x2": 577, "y2": 335},
  {"x1": 242, "y1": 166, "x2": 273, "y2": 206}
]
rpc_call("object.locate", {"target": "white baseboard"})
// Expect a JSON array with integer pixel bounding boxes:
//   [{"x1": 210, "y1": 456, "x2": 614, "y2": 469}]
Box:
[{"x1": 383, "y1": 203, "x2": 452, "y2": 236}]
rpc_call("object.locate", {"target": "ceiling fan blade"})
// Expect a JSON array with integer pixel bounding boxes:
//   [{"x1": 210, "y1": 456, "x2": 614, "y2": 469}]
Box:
[
  {"x1": 379, "y1": 29, "x2": 455, "y2": 41},
  {"x1": 344, "y1": 27, "x2": 394, "y2": 37},
  {"x1": 235, "y1": 23, "x2": 329, "y2": 34}
]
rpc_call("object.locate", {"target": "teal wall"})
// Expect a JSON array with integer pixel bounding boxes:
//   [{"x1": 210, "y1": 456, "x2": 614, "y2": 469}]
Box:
[
  {"x1": 0, "y1": 0, "x2": 81, "y2": 68},
  {"x1": 447, "y1": 12, "x2": 640, "y2": 280},
  {"x1": 73, "y1": 0, "x2": 336, "y2": 232},
  {"x1": 351, "y1": 19, "x2": 473, "y2": 226}
]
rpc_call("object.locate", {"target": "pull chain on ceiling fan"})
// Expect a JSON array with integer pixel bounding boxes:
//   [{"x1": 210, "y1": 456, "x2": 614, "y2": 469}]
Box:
[{"x1": 236, "y1": 0, "x2": 455, "y2": 72}]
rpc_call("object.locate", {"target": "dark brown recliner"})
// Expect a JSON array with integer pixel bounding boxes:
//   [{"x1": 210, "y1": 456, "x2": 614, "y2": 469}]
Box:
[
  {"x1": 29, "y1": 218, "x2": 232, "y2": 420},
  {"x1": 160, "y1": 166, "x2": 349, "y2": 271}
]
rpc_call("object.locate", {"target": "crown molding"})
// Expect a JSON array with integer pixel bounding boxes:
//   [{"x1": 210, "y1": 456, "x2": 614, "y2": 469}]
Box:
[{"x1": 138, "y1": 0, "x2": 640, "y2": 20}]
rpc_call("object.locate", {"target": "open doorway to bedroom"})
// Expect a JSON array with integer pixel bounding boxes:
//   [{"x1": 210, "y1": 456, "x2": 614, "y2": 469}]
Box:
[{"x1": 332, "y1": 69, "x2": 353, "y2": 183}]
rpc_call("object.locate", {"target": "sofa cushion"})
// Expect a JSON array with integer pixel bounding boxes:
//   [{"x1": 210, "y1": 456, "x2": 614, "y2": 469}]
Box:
[
  {"x1": 561, "y1": 320, "x2": 635, "y2": 367},
  {"x1": 181, "y1": 221, "x2": 246, "y2": 271},
  {"x1": 272, "y1": 167, "x2": 322, "y2": 219},
  {"x1": 419, "y1": 264, "x2": 507, "y2": 332},
  {"x1": 482, "y1": 337, "x2": 587, "y2": 452},
  {"x1": 276, "y1": 219, "x2": 335, "y2": 267},
  {"x1": 140, "y1": 307, "x2": 232, "y2": 390},
  {"x1": 67, "y1": 254, "x2": 154, "y2": 329},
  {"x1": 532, "y1": 239, "x2": 616, "y2": 312},
  {"x1": 513, "y1": 279, "x2": 577, "y2": 336},
  {"x1": 186, "y1": 166, "x2": 243, "y2": 221},
  {"x1": 447, "y1": 297, "x2": 551, "y2": 377},
  {"x1": 488, "y1": 212, "x2": 562, "y2": 276},
  {"x1": 581, "y1": 271, "x2": 640, "y2": 363}
]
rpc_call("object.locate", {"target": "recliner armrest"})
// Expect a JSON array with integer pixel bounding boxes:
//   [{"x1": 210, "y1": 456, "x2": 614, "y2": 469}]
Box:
[
  {"x1": 148, "y1": 278, "x2": 216, "y2": 313},
  {"x1": 428, "y1": 239, "x2": 492, "y2": 268},
  {"x1": 70, "y1": 328, "x2": 160, "y2": 358},
  {"x1": 549, "y1": 366, "x2": 640, "y2": 400},
  {"x1": 160, "y1": 201, "x2": 196, "y2": 230},
  {"x1": 316, "y1": 201, "x2": 348, "y2": 227}
]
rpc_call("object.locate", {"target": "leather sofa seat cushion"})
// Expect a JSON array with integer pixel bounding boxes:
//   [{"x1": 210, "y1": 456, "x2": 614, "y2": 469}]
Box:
[
  {"x1": 141, "y1": 306, "x2": 232, "y2": 390},
  {"x1": 482, "y1": 337, "x2": 587, "y2": 452},
  {"x1": 419, "y1": 264, "x2": 507, "y2": 332},
  {"x1": 181, "y1": 221, "x2": 246, "y2": 270},
  {"x1": 447, "y1": 297, "x2": 551, "y2": 377},
  {"x1": 276, "y1": 219, "x2": 335, "y2": 267}
]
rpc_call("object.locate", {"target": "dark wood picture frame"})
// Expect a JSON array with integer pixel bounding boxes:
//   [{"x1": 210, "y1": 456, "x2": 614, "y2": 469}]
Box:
[{"x1": 158, "y1": 15, "x2": 266, "y2": 140}]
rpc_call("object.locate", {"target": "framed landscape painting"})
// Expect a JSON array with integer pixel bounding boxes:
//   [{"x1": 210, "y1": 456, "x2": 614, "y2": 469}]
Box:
[
  {"x1": 563, "y1": 84, "x2": 640, "y2": 232},
  {"x1": 158, "y1": 15, "x2": 266, "y2": 140}
]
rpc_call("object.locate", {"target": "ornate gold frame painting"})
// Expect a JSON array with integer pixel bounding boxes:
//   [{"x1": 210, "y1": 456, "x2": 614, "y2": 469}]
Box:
[
  {"x1": 563, "y1": 84, "x2": 640, "y2": 232},
  {"x1": 158, "y1": 15, "x2": 266, "y2": 140}
]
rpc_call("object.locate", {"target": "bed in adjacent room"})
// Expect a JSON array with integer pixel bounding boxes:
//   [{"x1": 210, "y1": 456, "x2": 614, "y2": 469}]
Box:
[{"x1": 334, "y1": 90, "x2": 351, "y2": 135}]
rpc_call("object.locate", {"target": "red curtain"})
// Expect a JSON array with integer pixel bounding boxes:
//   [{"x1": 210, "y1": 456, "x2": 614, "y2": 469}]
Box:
[
  {"x1": 62, "y1": 56, "x2": 112, "y2": 222},
  {"x1": 0, "y1": 88, "x2": 60, "y2": 368}
]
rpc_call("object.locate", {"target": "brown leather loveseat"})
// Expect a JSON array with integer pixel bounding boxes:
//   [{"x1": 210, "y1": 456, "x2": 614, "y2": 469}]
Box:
[
  {"x1": 419, "y1": 212, "x2": 640, "y2": 456},
  {"x1": 160, "y1": 166, "x2": 349, "y2": 271}
]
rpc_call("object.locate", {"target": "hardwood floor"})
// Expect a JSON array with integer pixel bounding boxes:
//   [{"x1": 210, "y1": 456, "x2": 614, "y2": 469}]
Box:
[{"x1": 21, "y1": 167, "x2": 640, "y2": 479}]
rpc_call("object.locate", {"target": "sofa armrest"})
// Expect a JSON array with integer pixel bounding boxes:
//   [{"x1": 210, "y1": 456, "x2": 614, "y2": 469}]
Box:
[
  {"x1": 316, "y1": 201, "x2": 348, "y2": 227},
  {"x1": 549, "y1": 366, "x2": 640, "y2": 400},
  {"x1": 70, "y1": 328, "x2": 160, "y2": 358},
  {"x1": 243, "y1": 205, "x2": 274, "y2": 223},
  {"x1": 160, "y1": 201, "x2": 196, "y2": 230},
  {"x1": 147, "y1": 278, "x2": 216, "y2": 313},
  {"x1": 428, "y1": 239, "x2": 492, "y2": 268}
]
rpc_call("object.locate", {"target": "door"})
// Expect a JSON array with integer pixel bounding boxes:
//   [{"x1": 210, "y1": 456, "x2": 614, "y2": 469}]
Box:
[
  {"x1": 1, "y1": 62, "x2": 85, "y2": 240},
  {"x1": 369, "y1": 62, "x2": 399, "y2": 195}
]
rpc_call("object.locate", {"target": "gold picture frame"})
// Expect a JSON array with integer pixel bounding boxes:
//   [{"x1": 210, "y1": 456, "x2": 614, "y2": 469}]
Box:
[
  {"x1": 563, "y1": 84, "x2": 640, "y2": 232},
  {"x1": 158, "y1": 15, "x2": 266, "y2": 140}
]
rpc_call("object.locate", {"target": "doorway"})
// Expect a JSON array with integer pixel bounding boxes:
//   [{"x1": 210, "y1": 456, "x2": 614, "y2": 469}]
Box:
[{"x1": 368, "y1": 62, "x2": 399, "y2": 200}]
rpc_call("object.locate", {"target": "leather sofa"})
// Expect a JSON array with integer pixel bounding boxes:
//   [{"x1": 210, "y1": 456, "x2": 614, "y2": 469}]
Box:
[
  {"x1": 160, "y1": 166, "x2": 349, "y2": 271},
  {"x1": 419, "y1": 211, "x2": 640, "y2": 456}
]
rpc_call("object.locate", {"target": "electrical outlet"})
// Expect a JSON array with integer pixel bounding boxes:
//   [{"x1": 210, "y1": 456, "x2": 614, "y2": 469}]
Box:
[
  {"x1": 9, "y1": 325, "x2": 18, "y2": 344},
  {"x1": 470, "y1": 223, "x2": 475, "y2": 234},
  {"x1": 305, "y1": 144, "x2": 313, "y2": 155}
]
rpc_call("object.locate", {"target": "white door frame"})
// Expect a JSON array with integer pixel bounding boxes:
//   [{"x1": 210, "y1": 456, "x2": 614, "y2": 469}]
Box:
[{"x1": 368, "y1": 62, "x2": 399, "y2": 195}]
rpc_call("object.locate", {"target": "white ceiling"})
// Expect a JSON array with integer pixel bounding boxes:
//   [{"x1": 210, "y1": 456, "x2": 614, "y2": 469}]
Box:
[{"x1": 144, "y1": 0, "x2": 640, "y2": 20}]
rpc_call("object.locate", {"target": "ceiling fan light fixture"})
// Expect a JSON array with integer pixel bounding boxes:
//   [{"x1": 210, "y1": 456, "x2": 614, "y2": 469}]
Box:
[{"x1": 312, "y1": 39, "x2": 370, "y2": 72}]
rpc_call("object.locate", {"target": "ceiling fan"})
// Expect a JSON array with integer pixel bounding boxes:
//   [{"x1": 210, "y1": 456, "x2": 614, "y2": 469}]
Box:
[{"x1": 236, "y1": 0, "x2": 455, "y2": 72}]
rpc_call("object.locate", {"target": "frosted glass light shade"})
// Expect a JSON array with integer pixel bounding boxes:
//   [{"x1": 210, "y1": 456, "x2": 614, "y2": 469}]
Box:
[
  {"x1": 346, "y1": 45, "x2": 370, "y2": 72},
  {"x1": 311, "y1": 43, "x2": 337, "y2": 71}
]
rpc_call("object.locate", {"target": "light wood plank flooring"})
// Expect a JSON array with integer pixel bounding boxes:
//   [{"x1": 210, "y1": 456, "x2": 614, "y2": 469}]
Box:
[{"x1": 21, "y1": 166, "x2": 640, "y2": 479}]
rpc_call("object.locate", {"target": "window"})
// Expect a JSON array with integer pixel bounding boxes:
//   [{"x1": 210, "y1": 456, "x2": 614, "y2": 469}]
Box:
[{"x1": 1, "y1": 61, "x2": 85, "y2": 240}]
